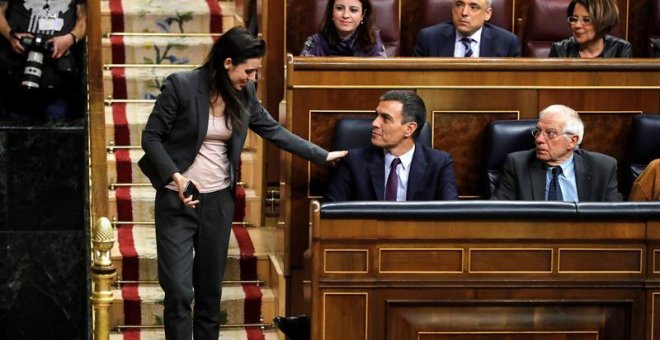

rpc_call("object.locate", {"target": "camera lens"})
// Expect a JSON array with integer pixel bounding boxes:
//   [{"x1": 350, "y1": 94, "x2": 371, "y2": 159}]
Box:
[{"x1": 21, "y1": 50, "x2": 44, "y2": 89}]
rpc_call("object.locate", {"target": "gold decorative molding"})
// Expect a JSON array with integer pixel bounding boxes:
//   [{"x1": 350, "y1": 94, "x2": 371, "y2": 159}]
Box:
[
  {"x1": 468, "y1": 248, "x2": 553, "y2": 274},
  {"x1": 322, "y1": 292, "x2": 368, "y2": 340},
  {"x1": 557, "y1": 248, "x2": 643, "y2": 274},
  {"x1": 324, "y1": 249, "x2": 369, "y2": 274}
]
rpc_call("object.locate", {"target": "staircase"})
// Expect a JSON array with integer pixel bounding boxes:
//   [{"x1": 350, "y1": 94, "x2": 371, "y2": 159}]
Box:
[{"x1": 99, "y1": 0, "x2": 279, "y2": 338}]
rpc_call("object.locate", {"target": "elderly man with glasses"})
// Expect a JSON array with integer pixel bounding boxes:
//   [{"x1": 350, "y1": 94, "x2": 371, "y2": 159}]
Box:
[{"x1": 492, "y1": 104, "x2": 622, "y2": 202}]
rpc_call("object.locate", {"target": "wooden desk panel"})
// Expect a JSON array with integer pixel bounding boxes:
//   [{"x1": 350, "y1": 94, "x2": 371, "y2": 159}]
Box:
[{"x1": 310, "y1": 203, "x2": 656, "y2": 339}]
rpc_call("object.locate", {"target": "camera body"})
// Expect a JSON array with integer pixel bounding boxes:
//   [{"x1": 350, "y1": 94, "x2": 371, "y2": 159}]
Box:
[{"x1": 19, "y1": 34, "x2": 54, "y2": 89}]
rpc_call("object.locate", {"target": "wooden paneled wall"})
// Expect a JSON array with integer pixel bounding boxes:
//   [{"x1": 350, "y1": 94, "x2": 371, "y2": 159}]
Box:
[
  {"x1": 286, "y1": 0, "x2": 654, "y2": 57},
  {"x1": 280, "y1": 57, "x2": 660, "y2": 269}
]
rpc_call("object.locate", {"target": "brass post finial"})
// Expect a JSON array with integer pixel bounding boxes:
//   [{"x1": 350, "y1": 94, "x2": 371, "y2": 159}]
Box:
[
  {"x1": 90, "y1": 217, "x2": 116, "y2": 340},
  {"x1": 92, "y1": 216, "x2": 115, "y2": 270}
]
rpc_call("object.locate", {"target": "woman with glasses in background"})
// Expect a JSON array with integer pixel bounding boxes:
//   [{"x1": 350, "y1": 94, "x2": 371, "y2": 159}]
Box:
[{"x1": 549, "y1": 0, "x2": 631, "y2": 58}]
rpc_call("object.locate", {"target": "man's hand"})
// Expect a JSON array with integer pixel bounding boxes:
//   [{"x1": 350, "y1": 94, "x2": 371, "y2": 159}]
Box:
[
  {"x1": 49, "y1": 34, "x2": 75, "y2": 59},
  {"x1": 10, "y1": 32, "x2": 30, "y2": 54}
]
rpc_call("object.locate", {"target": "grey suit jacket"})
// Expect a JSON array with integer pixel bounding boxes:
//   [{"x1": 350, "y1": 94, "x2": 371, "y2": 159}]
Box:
[
  {"x1": 139, "y1": 68, "x2": 328, "y2": 190},
  {"x1": 492, "y1": 148, "x2": 622, "y2": 202},
  {"x1": 413, "y1": 22, "x2": 520, "y2": 57}
]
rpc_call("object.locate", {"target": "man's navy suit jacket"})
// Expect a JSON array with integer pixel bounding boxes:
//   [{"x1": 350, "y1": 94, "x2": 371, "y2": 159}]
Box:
[
  {"x1": 325, "y1": 144, "x2": 458, "y2": 202},
  {"x1": 413, "y1": 22, "x2": 520, "y2": 57}
]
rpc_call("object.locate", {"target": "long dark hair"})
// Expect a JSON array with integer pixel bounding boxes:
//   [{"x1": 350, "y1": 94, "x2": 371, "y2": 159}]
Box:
[
  {"x1": 319, "y1": 0, "x2": 377, "y2": 53},
  {"x1": 200, "y1": 27, "x2": 266, "y2": 132}
]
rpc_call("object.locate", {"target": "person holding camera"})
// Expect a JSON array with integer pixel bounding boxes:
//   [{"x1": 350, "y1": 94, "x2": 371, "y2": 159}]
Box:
[{"x1": 0, "y1": 0, "x2": 86, "y2": 121}]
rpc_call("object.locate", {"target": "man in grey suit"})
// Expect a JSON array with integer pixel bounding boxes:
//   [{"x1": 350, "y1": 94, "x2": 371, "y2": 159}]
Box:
[
  {"x1": 413, "y1": 0, "x2": 520, "y2": 57},
  {"x1": 492, "y1": 104, "x2": 622, "y2": 202}
]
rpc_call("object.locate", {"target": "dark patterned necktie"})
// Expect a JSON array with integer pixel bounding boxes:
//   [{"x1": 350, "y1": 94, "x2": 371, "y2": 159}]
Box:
[
  {"x1": 460, "y1": 37, "x2": 473, "y2": 57},
  {"x1": 547, "y1": 166, "x2": 564, "y2": 201},
  {"x1": 385, "y1": 158, "x2": 401, "y2": 201}
]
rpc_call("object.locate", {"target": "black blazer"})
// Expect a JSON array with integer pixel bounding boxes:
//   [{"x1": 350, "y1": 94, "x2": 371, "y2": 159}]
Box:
[
  {"x1": 139, "y1": 68, "x2": 328, "y2": 190},
  {"x1": 325, "y1": 144, "x2": 458, "y2": 202},
  {"x1": 413, "y1": 22, "x2": 520, "y2": 57},
  {"x1": 492, "y1": 148, "x2": 623, "y2": 201},
  {"x1": 549, "y1": 35, "x2": 632, "y2": 58}
]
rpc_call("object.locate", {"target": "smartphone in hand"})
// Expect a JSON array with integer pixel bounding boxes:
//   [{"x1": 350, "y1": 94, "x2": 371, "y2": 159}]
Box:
[{"x1": 183, "y1": 180, "x2": 200, "y2": 201}]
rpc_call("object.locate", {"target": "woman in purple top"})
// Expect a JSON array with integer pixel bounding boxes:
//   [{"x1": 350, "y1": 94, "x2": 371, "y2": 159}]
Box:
[{"x1": 301, "y1": 0, "x2": 387, "y2": 57}]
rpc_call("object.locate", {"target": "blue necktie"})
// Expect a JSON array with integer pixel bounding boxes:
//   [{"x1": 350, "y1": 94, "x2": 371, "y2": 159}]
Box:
[
  {"x1": 547, "y1": 166, "x2": 563, "y2": 201},
  {"x1": 461, "y1": 37, "x2": 473, "y2": 57},
  {"x1": 385, "y1": 158, "x2": 401, "y2": 201}
]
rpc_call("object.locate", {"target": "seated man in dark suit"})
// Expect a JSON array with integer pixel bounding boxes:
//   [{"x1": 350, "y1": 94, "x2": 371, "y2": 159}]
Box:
[
  {"x1": 492, "y1": 104, "x2": 622, "y2": 201},
  {"x1": 413, "y1": 0, "x2": 520, "y2": 57},
  {"x1": 273, "y1": 90, "x2": 458, "y2": 340},
  {"x1": 326, "y1": 90, "x2": 458, "y2": 201}
]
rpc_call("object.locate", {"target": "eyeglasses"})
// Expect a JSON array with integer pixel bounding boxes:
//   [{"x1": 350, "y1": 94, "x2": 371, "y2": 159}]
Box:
[
  {"x1": 567, "y1": 16, "x2": 593, "y2": 25},
  {"x1": 531, "y1": 128, "x2": 571, "y2": 140},
  {"x1": 454, "y1": 1, "x2": 483, "y2": 13}
]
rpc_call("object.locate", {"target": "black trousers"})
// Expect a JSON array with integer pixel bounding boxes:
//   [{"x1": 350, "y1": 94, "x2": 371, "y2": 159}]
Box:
[{"x1": 155, "y1": 187, "x2": 234, "y2": 340}]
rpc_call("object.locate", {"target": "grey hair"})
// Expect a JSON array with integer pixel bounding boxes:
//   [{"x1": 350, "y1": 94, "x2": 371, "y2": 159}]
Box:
[{"x1": 539, "y1": 104, "x2": 584, "y2": 146}]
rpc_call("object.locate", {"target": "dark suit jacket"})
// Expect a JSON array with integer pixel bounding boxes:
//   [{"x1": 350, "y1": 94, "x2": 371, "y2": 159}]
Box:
[
  {"x1": 325, "y1": 144, "x2": 458, "y2": 202},
  {"x1": 413, "y1": 22, "x2": 520, "y2": 57},
  {"x1": 138, "y1": 68, "x2": 327, "y2": 190},
  {"x1": 491, "y1": 148, "x2": 622, "y2": 201}
]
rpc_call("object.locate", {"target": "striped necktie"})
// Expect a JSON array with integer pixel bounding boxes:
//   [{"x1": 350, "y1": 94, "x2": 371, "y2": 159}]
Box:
[
  {"x1": 460, "y1": 37, "x2": 474, "y2": 57},
  {"x1": 547, "y1": 166, "x2": 564, "y2": 201}
]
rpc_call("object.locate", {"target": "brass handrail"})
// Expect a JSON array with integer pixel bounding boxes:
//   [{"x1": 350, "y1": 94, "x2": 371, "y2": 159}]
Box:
[
  {"x1": 90, "y1": 217, "x2": 117, "y2": 340},
  {"x1": 103, "y1": 63, "x2": 198, "y2": 69},
  {"x1": 109, "y1": 182, "x2": 248, "y2": 190},
  {"x1": 111, "y1": 218, "x2": 253, "y2": 227}
]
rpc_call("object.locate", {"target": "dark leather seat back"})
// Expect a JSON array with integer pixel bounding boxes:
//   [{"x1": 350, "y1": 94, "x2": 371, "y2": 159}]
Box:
[
  {"x1": 481, "y1": 119, "x2": 537, "y2": 198},
  {"x1": 522, "y1": 0, "x2": 573, "y2": 57},
  {"x1": 305, "y1": 0, "x2": 401, "y2": 56},
  {"x1": 625, "y1": 115, "x2": 660, "y2": 196},
  {"x1": 332, "y1": 117, "x2": 432, "y2": 150},
  {"x1": 650, "y1": 0, "x2": 660, "y2": 56},
  {"x1": 419, "y1": 0, "x2": 514, "y2": 32}
]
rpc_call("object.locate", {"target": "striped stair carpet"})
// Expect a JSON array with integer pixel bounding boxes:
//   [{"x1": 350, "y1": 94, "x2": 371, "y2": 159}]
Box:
[{"x1": 102, "y1": 0, "x2": 274, "y2": 338}]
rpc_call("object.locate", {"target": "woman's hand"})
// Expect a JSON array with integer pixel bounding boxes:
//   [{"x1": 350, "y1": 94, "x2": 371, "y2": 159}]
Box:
[
  {"x1": 172, "y1": 172, "x2": 200, "y2": 208},
  {"x1": 326, "y1": 150, "x2": 348, "y2": 165}
]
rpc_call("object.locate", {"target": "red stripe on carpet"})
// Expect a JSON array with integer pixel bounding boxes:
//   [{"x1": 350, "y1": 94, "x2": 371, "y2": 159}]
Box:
[
  {"x1": 122, "y1": 329, "x2": 141, "y2": 340},
  {"x1": 241, "y1": 283, "x2": 264, "y2": 325},
  {"x1": 121, "y1": 284, "x2": 143, "y2": 326},
  {"x1": 111, "y1": 66, "x2": 128, "y2": 99},
  {"x1": 112, "y1": 102, "x2": 131, "y2": 146},
  {"x1": 205, "y1": 0, "x2": 223, "y2": 33},
  {"x1": 108, "y1": 0, "x2": 125, "y2": 33},
  {"x1": 245, "y1": 327, "x2": 266, "y2": 340},
  {"x1": 115, "y1": 149, "x2": 133, "y2": 183},
  {"x1": 116, "y1": 188, "x2": 139, "y2": 283},
  {"x1": 110, "y1": 35, "x2": 126, "y2": 65}
]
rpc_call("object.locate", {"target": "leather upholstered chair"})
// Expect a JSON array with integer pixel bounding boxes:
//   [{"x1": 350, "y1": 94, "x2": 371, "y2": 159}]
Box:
[
  {"x1": 332, "y1": 117, "x2": 432, "y2": 150},
  {"x1": 481, "y1": 119, "x2": 537, "y2": 198},
  {"x1": 624, "y1": 115, "x2": 660, "y2": 197},
  {"x1": 650, "y1": 0, "x2": 660, "y2": 57},
  {"x1": 304, "y1": 0, "x2": 401, "y2": 56},
  {"x1": 419, "y1": 0, "x2": 514, "y2": 32},
  {"x1": 522, "y1": 0, "x2": 573, "y2": 57}
]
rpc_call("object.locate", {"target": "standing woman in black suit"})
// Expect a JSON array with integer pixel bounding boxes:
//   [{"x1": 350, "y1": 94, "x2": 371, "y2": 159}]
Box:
[{"x1": 138, "y1": 27, "x2": 347, "y2": 340}]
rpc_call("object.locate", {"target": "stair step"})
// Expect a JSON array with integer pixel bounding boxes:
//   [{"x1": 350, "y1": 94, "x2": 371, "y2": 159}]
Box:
[
  {"x1": 103, "y1": 66, "x2": 190, "y2": 100},
  {"x1": 102, "y1": 35, "x2": 214, "y2": 66},
  {"x1": 100, "y1": 0, "x2": 241, "y2": 36},
  {"x1": 111, "y1": 225, "x2": 271, "y2": 282},
  {"x1": 110, "y1": 327, "x2": 279, "y2": 340},
  {"x1": 107, "y1": 149, "x2": 260, "y2": 190},
  {"x1": 108, "y1": 187, "x2": 261, "y2": 225},
  {"x1": 110, "y1": 284, "x2": 276, "y2": 328}
]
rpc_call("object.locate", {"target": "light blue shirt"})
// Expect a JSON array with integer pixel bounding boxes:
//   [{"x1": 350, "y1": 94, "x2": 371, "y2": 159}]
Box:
[
  {"x1": 454, "y1": 27, "x2": 483, "y2": 57},
  {"x1": 384, "y1": 145, "x2": 415, "y2": 201},
  {"x1": 545, "y1": 154, "x2": 578, "y2": 202}
]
